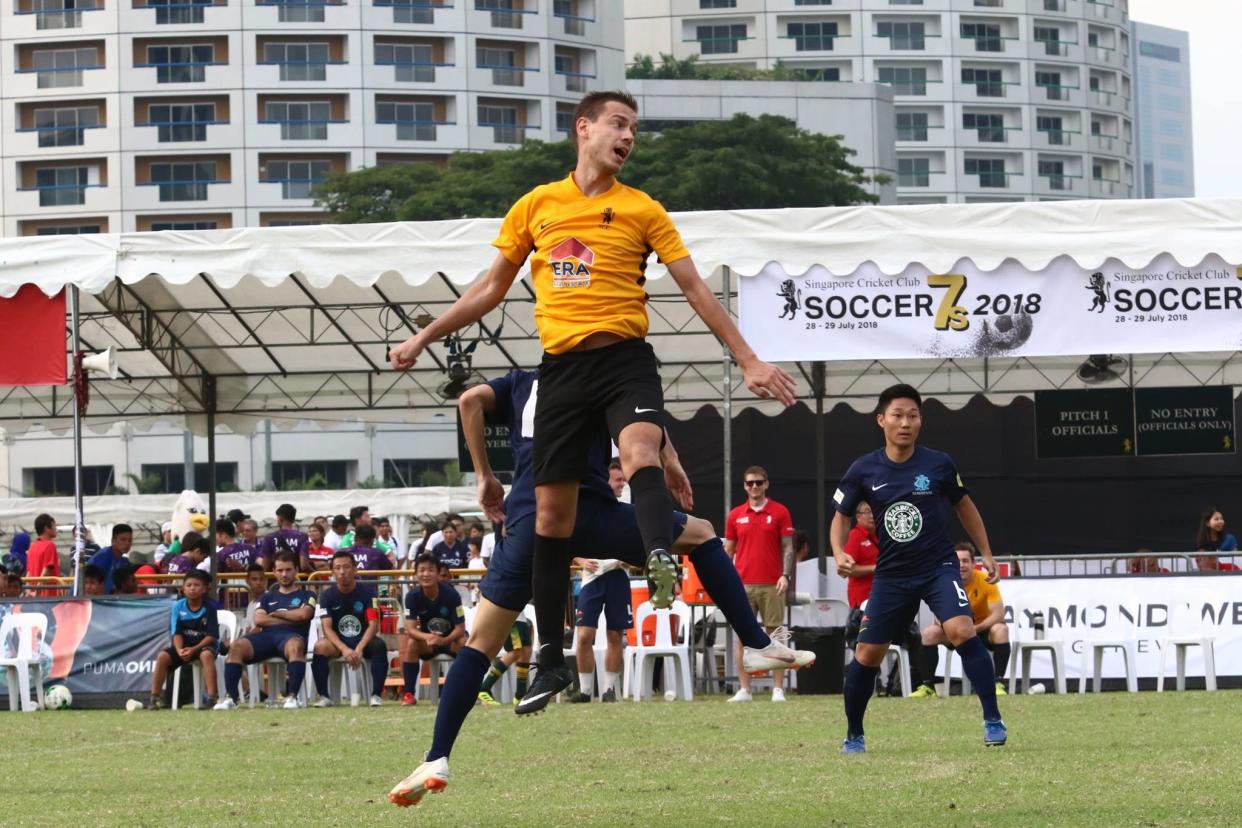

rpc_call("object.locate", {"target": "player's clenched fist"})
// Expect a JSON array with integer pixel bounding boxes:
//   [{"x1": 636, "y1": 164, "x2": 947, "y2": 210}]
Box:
[{"x1": 389, "y1": 336, "x2": 423, "y2": 371}]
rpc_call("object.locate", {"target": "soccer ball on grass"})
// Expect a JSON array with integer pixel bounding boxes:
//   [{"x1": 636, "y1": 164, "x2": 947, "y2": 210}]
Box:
[{"x1": 44, "y1": 685, "x2": 73, "y2": 710}]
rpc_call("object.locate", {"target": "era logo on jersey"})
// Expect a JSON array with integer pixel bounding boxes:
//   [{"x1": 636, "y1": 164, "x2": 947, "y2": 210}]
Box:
[{"x1": 550, "y1": 237, "x2": 594, "y2": 288}]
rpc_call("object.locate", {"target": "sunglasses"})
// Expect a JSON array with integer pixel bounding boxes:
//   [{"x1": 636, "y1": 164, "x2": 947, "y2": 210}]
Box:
[{"x1": 744, "y1": 480, "x2": 767, "y2": 488}]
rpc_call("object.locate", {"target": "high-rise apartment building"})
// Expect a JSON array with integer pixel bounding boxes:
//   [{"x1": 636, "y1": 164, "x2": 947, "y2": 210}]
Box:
[
  {"x1": 0, "y1": 0, "x2": 624, "y2": 236},
  {"x1": 1131, "y1": 20, "x2": 1192, "y2": 198},
  {"x1": 626, "y1": 0, "x2": 1140, "y2": 204}
]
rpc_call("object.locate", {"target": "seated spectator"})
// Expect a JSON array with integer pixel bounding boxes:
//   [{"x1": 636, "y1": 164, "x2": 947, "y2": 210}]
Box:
[
  {"x1": 400, "y1": 554, "x2": 466, "y2": 706},
  {"x1": 113, "y1": 564, "x2": 139, "y2": 595},
  {"x1": 305, "y1": 523, "x2": 332, "y2": 572},
  {"x1": 420, "y1": 513, "x2": 464, "y2": 557},
  {"x1": 342, "y1": 506, "x2": 393, "y2": 558},
  {"x1": 375, "y1": 517, "x2": 404, "y2": 565},
  {"x1": 215, "y1": 550, "x2": 316, "y2": 710},
  {"x1": 153, "y1": 522, "x2": 173, "y2": 567},
  {"x1": 437, "y1": 560, "x2": 454, "y2": 584},
  {"x1": 134, "y1": 564, "x2": 161, "y2": 591},
  {"x1": 325, "y1": 515, "x2": 349, "y2": 551},
  {"x1": 166, "y1": 533, "x2": 208, "y2": 577},
  {"x1": 1196, "y1": 507, "x2": 1237, "y2": 571},
  {"x1": 344, "y1": 524, "x2": 393, "y2": 579},
  {"x1": 8, "y1": 532, "x2": 31, "y2": 573},
  {"x1": 1128, "y1": 548, "x2": 1164, "y2": 574},
  {"x1": 27, "y1": 513, "x2": 60, "y2": 596},
  {"x1": 430, "y1": 521, "x2": 470, "y2": 569},
  {"x1": 914, "y1": 542, "x2": 1010, "y2": 698},
  {"x1": 242, "y1": 563, "x2": 270, "y2": 628},
  {"x1": 241, "y1": 519, "x2": 261, "y2": 552},
  {"x1": 88, "y1": 524, "x2": 135, "y2": 594},
  {"x1": 466, "y1": 539, "x2": 485, "y2": 571},
  {"x1": 310, "y1": 552, "x2": 387, "y2": 708},
  {"x1": 83, "y1": 564, "x2": 107, "y2": 596},
  {"x1": 260, "y1": 503, "x2": 309, "y2": 571},
  {"x1": 2, "y1": 573, "x2": 23, "y2": 598},
  {"x1": 149, "y1": 570, "x2": 220, "y2": 710},
  {"x1": 216, "y1": 519, "x2": 256, "y2": 574},
  {"x1": 793, "y1": 530, "x2": 812, "y2": 564}
]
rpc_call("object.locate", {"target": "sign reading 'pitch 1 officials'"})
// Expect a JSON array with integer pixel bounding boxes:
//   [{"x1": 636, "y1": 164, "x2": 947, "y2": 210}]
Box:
[{"x1": 1035, "y1": 388, "x2": 1135, "y2": 459}]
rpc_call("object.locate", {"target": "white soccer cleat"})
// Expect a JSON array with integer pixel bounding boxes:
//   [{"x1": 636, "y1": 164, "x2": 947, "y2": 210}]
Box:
[
  {"x1": 283, "y1": 696, "x2": 303, "y2": 710},
  {"x1": 312, "y1": 697, "x2": 333, "y2": 708},
  {"x1": 742, "y1": 626, "x2": 817, "y2": 673},
  {"x1": 212, "y1": 697, "x2": 237, "y2": 711},
  {"x1": 727, "y1": 688, "x2": 753, "y2": 703},
  {"x1": 772, "y1": 687, "x2": 787, "y2": 702},
  {"x1": 388, "y1": 757, "x2": 451, "y2": 808},
  {"x1": 369, "y1": 695, "x2": 383, "y2": 708}
]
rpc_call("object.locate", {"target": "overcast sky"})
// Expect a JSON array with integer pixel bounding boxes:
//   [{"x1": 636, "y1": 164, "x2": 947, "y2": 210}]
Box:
[{"x1": 1129, "y1": 0, "x2": 1239, "y2": 197}]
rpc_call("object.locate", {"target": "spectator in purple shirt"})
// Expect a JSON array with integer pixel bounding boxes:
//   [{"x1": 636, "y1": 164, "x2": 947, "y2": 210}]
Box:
[
  {"x1": 216, "y1": 519, "x2": 257, "y2": 574},
  {"x1": 344, "y1": 524, "x2": 392, "y2": 582},
  {"x1": 166, "y1": 533, "x2": 208, "y2": 578},
  {"x1": 260, "y1": 503, "x2": 310, "y2": 569}
]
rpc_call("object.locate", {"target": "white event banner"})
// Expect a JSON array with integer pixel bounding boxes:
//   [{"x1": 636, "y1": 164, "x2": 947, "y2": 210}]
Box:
[
  {"x1": 739, "y1": 254, "x2": 1242, "y2": 362},
  {"x1": 938, "y1": 576, "x2": 1242, "y2": 683}
]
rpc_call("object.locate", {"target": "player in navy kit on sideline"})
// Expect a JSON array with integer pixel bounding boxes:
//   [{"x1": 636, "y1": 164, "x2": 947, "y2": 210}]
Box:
[
  {"x1": 311, "y1": 551, "x2": 388, "y2": 708},
  {"x1": 831, "y1": 384, "x2": 1006, "y2": 753}
]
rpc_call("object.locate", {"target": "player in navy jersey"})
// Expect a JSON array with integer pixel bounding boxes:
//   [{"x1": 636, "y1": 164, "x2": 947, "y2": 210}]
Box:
[
  {"x1": 830, "y1": 384, "x2": 1006, "y2": 753},
  {"x1": 260, "y1": 503, "x2": 309, "y2": 569},
  {"x1": 311, "y1": 551, "x2": 387, "y2": 708},
  {"x1": 215, "y1": 550, "x2": 317, "y2": 710},
  {"x1": 148, "y1": 570, "x2": 220, "y2": 709},
  {"x1": 399, "y1": 554, "x2": 466, "y2": 706},
  {"x1": 388, "y1": 369, "x2": 813, "y2": 807},
  {"x1": 215, "y1": 519, "x2": 257, "y2": 573}
]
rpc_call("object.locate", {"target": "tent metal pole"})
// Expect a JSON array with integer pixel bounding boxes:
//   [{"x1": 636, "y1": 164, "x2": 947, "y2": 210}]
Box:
[
  {"x1": 69, "y1": 286, "x2": 85, "y2": 598},
  {"x1": 205, "y1": 376, "x2": 218, "y2": 583},
  {"x1": 813, "y1": 362, "x2": 828, "y2": 587},
  {"x1": 721, "y1": 267, "x2": 732, "y2": 526}
]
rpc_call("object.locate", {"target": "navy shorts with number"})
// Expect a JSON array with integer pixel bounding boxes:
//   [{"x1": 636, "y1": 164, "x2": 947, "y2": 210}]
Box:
[
  {"x1": 575, "y1": 569, "x2": 633, "y2": 631},
  {"x1": 480, "y1": 494, "x2": 688, "y2": 612},
  {"x1": 857, "y1": 567, "x2": 971, "y2": 646},
  {"x1": 244, "y1": 628, "x2": 305, "y2": 662}
]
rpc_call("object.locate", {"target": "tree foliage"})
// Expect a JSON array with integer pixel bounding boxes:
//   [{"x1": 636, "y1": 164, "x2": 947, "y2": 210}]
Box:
[{"x1": 317, "y1": 113, "x2": 877, "y2": 221}]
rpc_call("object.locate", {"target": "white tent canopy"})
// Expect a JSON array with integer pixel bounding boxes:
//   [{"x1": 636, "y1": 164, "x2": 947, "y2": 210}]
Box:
[{"x1": 2, "y1": 196, "x2": 1241, "y2": 438}]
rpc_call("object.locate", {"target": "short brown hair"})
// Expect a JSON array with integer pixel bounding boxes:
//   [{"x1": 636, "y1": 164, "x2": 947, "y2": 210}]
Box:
[
  {"x1": 743, "y1": 466, "x2": 768, "y2": 482},
  {"x1": 955, "y1": 540, "x2": 976, "y2": 556},
  {"x1": 571, "y1": 91, "x2": 638, "y2": 148}
]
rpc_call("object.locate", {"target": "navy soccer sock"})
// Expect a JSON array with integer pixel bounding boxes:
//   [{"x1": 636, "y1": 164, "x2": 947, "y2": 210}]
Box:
[
  {"x1": 843, "y1": 659, "x2": 880, "y2": 738},
  {"x1": 689, "y1": 538, "x2": 769, "y2": 649},
  {"x1": 370, "y1": 648, "x2": 390, "y2": 696},
  {"x1": 532, "y1": 534, "x2": 572, "y2": 669},
  {"x1": 957, "y1": 636, "x2": 1001, "y2": 720},
  {"x1": 287, "y1": 661, "x2": 307, "y2": 697},
  {"x1": 402, "y1": 661, "x2": 421, "y2": 696},
  {"x1": 628, "y1": 465, "x2": 674, "y2": 553},
  {"x1": 427, "y1": 646, "x2": 491, "y2": 761},
  {"x1": 311, "y1": 654, "x2": 331, "y2": 697},
  {"x1": 919, "y1": 645, "x2": 940, "y2": 689},
  {"x1": 993, "y1": 642, "x2": 1011, "y2": 681},
  {"x1": 225, "y1": 663, "x2": 243, "y2": 703}
]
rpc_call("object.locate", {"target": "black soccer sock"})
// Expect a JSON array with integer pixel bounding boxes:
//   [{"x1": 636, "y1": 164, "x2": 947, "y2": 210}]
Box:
[
  {"x1": 532, "y1": 533, "x2": 573, "y2": 669},
  {"x1": 287, "y1": 661, "x2": 307, "y2": 697},
  {"x1": 427, "y1": 646, "x2": 491, "y2": 761},
  {"x1": 957, "y1": 636, "x2": 1001, "y2": 720},
  {"x1": 690, "y1": 537, "x2": 769, "y2": 649},
  {"x1": 225, "y1": 663, "x2": 243, "y2": 703},
  {"x1": 993, "y1": 642, "x2": 1011, "y2": 681},
  {"x1": 919, "y1": 644, "x2": 941, "y2": 689},
  {"x1": 843, "y1": 659, "x2": 880, "y2": 738},
  {"x1": 369, "y1": 647, "x2": 389, "y2": 697},
  {"x1": 311, "y1": 654, "x2": 331, "y2": 697},
  {"x1": 402, "y1": 661, "x2": 420, "y2": 696},
  {"x1": 628, "y1": 465, "x2": 675, "y2": 554}
]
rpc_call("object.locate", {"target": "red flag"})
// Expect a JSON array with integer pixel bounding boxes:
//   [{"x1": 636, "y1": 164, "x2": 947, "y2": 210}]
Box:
[{"x1": 0, "y1": 285, "x2": 66, "y2": 386}]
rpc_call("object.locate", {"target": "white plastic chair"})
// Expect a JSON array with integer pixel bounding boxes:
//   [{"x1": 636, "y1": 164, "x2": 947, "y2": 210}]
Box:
[
  {"x1": 1010, "y1": 627, "x2": 1068, "y2": 695},
  {"x1": 172, "y1": 609, "x2": 237, "y2": 710},
  {"x1": 0, "y1": 614, "x2": 47, "y2": 713},
  {"x1": 1079, "y1": 630, "x2": 1139, "y2": 694},
  {"x1": 882, "y1": 643, "x2": 912, "y2": 698},
  {"x1": 935, "y1": 645, "x2": 973, "y2": 698},
  {"x1": 1157, "y1": 602, "x2": 1217, "y2": 692},
  {"x1": 627, "y1": 600, "x2": 693, "y2": 702}
]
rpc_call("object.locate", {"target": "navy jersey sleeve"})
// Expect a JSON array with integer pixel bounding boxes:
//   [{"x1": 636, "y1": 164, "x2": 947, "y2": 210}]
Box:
[
  {"x1": 941, "y1": 453, "x2": 970, "y2": 504},
  {"x1": 204, "y1": 601, "x2": 221, "y2": 641},
  {"x1": 833, "y1": 458, "x2": 867, "y2": 516},
  {"x1": 258, "y1": 590, "x2": 277, "y2": 615},
  {"x1": 404, "y1": 589, "x2": 419, "y2": 620},
  {"x1": 444, "y1": 587, "x2": 465, "y2": 626},
  {"x1": 299, "y1": 589, "x2": 318, "y2": 611},
  {"x1": 487, "y1": 372, "x2": 516, "y2": 429}
]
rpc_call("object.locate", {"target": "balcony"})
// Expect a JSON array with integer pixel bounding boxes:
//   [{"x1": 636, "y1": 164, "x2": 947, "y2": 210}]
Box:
[
  {"x1": 12, "y1": 103, "x2": 109, "y2": 156},
  {"x1": 553, "y1": 0, "x2": 593, "y2": 38},
  {"x1": 11, "y1": 161, "x2": 114, "y2": 215},
  {"x1": 11, "y1": 0, "x2": 106, "y2": 36},
  {"x1": 130, "y1": 0, "x2": 229, "y2": 26},
  {"x1": 1033, "y1": 126, "x2": 1081, "y2": 150},
  {"x1": 471, "y1": 0, "x2": 537, "y2": 32},
  {"x1": 1036, "y1": 170, "x2": 1084, "y2": 197},
  {"x1": 366, "y1": 0, "x2": 456, "y2": 28},
  {"x1": 1089, "y1": 133, "x2": 1129, "y2": 156},
  {"x1": 251, "y1": 0, "x2": 354, "y2": 27},
  {"x1": 1090, "y1": 177, "x2": 1124, "y2": 197},
  {"x1": 373, "y1": 37, "x2": 456, "y2": 87}
]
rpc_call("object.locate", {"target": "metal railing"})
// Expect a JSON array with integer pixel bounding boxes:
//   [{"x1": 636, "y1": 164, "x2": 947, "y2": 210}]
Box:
[{"x1": 996, "y1": 551, "x2": 1240, "y2": 578}]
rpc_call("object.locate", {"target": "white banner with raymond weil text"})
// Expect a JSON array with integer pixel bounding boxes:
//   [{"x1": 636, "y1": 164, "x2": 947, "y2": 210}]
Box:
[
  {"x1": 940, "y1": 576, "x2": 1242, "y2": 682},
  {"x1": 739, "y1": 254, "x2": 1242, "y2": 362}
]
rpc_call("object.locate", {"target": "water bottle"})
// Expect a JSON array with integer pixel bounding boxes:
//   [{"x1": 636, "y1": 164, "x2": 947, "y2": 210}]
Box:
[{"x1": 1032, "y1": 611, "x2": 1045, "y2": 640}]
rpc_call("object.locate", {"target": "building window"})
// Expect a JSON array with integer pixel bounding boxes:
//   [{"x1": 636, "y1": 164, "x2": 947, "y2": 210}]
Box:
[
  {"x1": 264, "y1": 0, "x2": 327, "y2": 23},
  {"x1": 376, "y1": 42, "x2": 435, "y2": 82},
  {"x1": 476, "y1": 0, "x2": 524, "y2": 29},
  {"x1": 148, "y1": 0, "x2": 209, "y2": 25},
  {"x1": 798, "y1": 67, "x2": 840, "y2": 81},
  {"x1": 1043, "y1": 0, "x2": 1066, "y2": 10},
  {"x1": 32, "y1": 105, "x2": 100, "y2": 147},
  {"x1": 963, "y1": 112, "x2": 1005, "y2": 142},
  {"x1": 265, "y1": 100, "x2": 332, "y2": 140},
  {"x1": 150, "y1": 220, "x2": 219, "y2": 230},
  {"x1": 29, "y1": 0, "x2": 101, "y2": 30},
  {"x1": 555, "y1": 104, "x2": 573, "y2": 133},
  {"x1": 271, "y1": 459, "x2": 349, "y2": 490},
  {"x1": 376, "y1": 101, "x2": 436, "y2": 140},
  {"x1": 148, "y1": 103, "x2": 216, "y2": 142},
  {"x1": 889, "y1": 0, "x2": 922, "y2": 4},
  {"x1": 876, "y1": 21, "x2": 924, "y2": 50},
  {"x1": 895, "y1": 111, "x2": 928, "y2": 141},
  {"x1": 1036, "y1": 114, "x2": 1066, "y2": 144},
  {"x1": 146, "y1": 44, "x2": 215, "y2": 83},
  {"x1": 964, "y1": 157, "x2": 1007, "y2": 187},
  {"x1": 31, "y1": 47, "x2": 99, "y2": 88},
  {"x1": 794, "y1": 0, "x2": 832, "y2": 5},
  {"x1": 1035, "y1": 70, "x2": 1067, "y2": 100},
  {"x1": 553, "y1": 0, "x2": 587, "y2": 35},
  {"x1": 36, "y1": 224, "x2": 101, "y2": 234},
  {"x1": 788, "y1": 21, "x2": 837, "y2": 52},
  {"x1": 263, "y1": 42, "x2": 331, "y2": 81},
  {"x1": 266, "y1": 159, "x2": 331, "y2": 199},
  {"x1": 384, "y1": 458, "x2": 466, "y2": 487},
  {"x1": 35, "y1": 166, "x2": 89, "y2": 206},
  {"x1": 1033, "y1": 26, "x2": 1068, "y2": 57},
  {"x1": 378, "y1": 0, "x2": 437, "y2": 25},
  {"x1": 960, "y1": 22, "x2": 1002, "y2": 52},
  {"x1": 479, "y1": 103, "x2": 522, "y2": 143},
  {"x1": 1038, "y1": 159, "x2": 1067, "y2": 190},
  {"x1": 696, "y1": 24, "x2": 746, "y2": 55},
  {"x1": 700, "y1": 0, "x2": 735, "y2": 7},
  {"x1": 877, "y1": 66, "x2": 927, "y2": 96},
  {"x1": 897, "y1": 157, "x2": 930, "y2": 187},
  {"x1": 962, "y1": 67, "x2": 1004, "y2": 97},
  {"x1": 139, "y1": 462, "x2": 238, "y2": 493},
  {"x1": 1139, "y1": 41, "x2": 1181, "y2": 62},
  {"x1": 149, "y1": 161, "x2": 218, "y2": 201},
  {"x1": 478, "y1": 46, "x2": 523, "y2": 86},
  {"x1": 28, "y1": 465, "x2": 116, "y2": 497},
  {"x1": 974, "y1": 0, "x2": 1002, "y2": 6}
]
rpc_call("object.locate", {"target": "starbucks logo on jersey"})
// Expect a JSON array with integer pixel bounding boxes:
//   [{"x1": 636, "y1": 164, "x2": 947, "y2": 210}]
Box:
[
  {"x1": 884, "y1": 502, "x2": 923, "y2": 542},
  {"x1": 338, "y1": 615, "x2": 363, "y2": 638}
]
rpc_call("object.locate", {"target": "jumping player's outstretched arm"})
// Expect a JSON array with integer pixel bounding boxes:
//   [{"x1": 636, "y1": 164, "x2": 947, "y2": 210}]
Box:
[
  {"x1": 389, "y1": 253, "x2": 522, "y2": 371},
  {"x1": 954, "y1": 496, "x2": 999, "y2": 583},
  {"x1": 457, "y1": 384, "x2": 505, "y2": 523},
  {"x1": 665, "y1": 257, "x2": 797, "y2": 406}
]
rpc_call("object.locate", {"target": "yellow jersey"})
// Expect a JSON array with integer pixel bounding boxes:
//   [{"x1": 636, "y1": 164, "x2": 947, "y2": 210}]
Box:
[
  {"x1": 964, "y1": 568, "x2": 1002, "y2": 624},
  {"x1": 493, "y1": 172, "x2": 690, "y2": 355}
]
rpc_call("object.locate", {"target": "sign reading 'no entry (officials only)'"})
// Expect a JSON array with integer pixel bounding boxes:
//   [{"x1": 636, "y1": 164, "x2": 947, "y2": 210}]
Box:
[{"x1": 1135, "y1": 386, "x2": 1235, "y2": 456}]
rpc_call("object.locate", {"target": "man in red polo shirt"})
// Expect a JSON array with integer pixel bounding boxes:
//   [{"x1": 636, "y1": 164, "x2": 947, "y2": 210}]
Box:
[{"x1": 724, "y1": 465, "x2": 795, "y2": 703}]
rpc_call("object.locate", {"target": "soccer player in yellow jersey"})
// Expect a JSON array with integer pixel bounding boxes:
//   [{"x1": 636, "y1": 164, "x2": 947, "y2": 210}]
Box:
[
  {"x1": 913, "y1": 541, "x2": 1011, "y2": 698},
  {"x1": 389, "y1": 90, "x2": 796, "y2": 715}
]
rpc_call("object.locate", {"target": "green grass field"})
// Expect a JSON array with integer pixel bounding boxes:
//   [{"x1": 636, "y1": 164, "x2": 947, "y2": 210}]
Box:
[{"x1": 4, "y1": 690, "x2": 1240, "y2": 826}]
